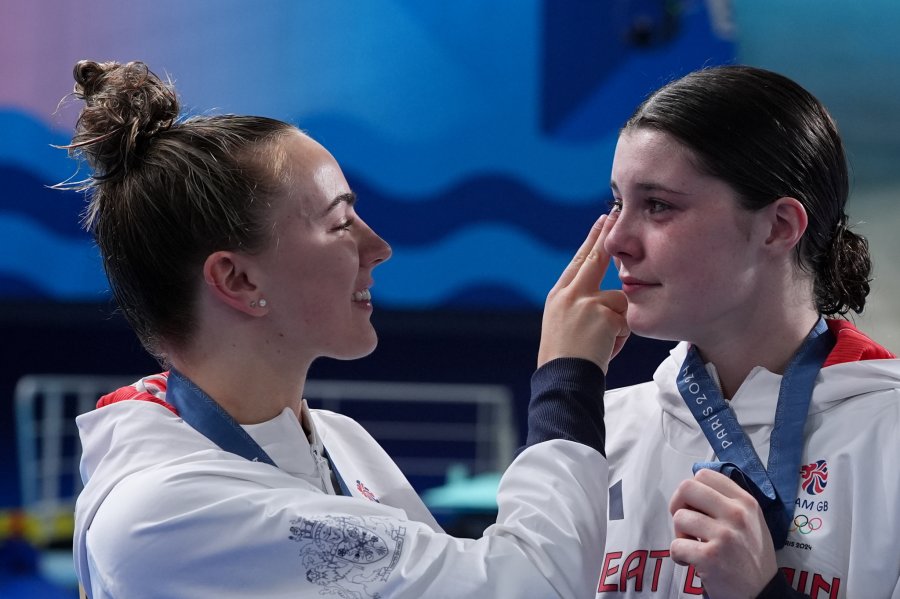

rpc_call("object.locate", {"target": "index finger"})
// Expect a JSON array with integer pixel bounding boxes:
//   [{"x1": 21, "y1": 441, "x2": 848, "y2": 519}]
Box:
[
  {"x1": 668, "y1": 469, "x2": 753, "y2": 518},
  {"x1": 692, "y1": 468, "x2": 756, "y2": 502},
  {"x1": 552, "y1": 214, "x2": 608, "y2": 291},
  {"x1": 569, "y1": 209, "x2": 618, "y2": 292}
]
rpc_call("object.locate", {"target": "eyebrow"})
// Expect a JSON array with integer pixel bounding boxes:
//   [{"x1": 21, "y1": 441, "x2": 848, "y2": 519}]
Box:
[
  {"x1": 609, "y1": 181, "x2": 689, "y2": 195},
  {"x1": 322, "y1": 191, "x2": 357, "y2": 216}
]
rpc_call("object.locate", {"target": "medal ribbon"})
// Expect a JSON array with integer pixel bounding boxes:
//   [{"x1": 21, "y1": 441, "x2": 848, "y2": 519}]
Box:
[
  {"x1": 166, "y1": 369, "x2": 348, "y2": 495},
  {"x1": 167, "y1": 369, "x2": 277, "y2": 466},
  {"x1": 676, "y1": 318, "x2": 832, "y2": 548}
]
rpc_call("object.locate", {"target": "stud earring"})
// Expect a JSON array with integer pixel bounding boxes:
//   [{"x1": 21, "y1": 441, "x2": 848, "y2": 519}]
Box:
[{"x1": 258, "y1": 298, "x2": 268, "y2": 308}]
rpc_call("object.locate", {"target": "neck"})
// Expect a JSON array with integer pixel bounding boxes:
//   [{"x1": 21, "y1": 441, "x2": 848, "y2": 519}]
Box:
[
  {"x1": 693, "y1": 308, "x2": 820, "y2": 399},
  {"x1": 168, "y1": 333, "x2": 312, "y2": 426}
]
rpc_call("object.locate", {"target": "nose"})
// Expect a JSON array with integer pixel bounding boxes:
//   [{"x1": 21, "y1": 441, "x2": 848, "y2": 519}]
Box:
[
  {"x1": 359, "y1": 219, "x2": 392, "y2": 267},
  {"x1": 603, "y1": 207, "x2": 640, "y2": 261}
]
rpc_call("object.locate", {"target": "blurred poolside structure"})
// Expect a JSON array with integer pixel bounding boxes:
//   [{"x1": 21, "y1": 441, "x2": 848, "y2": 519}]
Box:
[{"x1": 15, "y1": 376, "x2": 133, "y2": 525}]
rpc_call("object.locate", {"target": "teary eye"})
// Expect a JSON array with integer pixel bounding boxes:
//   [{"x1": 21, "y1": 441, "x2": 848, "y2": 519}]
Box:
[{"x1": 647, "y1": 199, "x2": 670, "y2": 214}]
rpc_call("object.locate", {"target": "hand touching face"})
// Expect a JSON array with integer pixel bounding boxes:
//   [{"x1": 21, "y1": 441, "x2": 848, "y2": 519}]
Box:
[{"x1": 538, "y1": 212, "x2": 630, "y2": 373}]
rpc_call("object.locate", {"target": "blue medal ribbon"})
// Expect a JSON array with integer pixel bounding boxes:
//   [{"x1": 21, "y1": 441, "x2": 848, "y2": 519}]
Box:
[
  {"x1": 166, "y1": 369, "x2": 349, "y2": 495},
  {"x1": 166, "y1": 369, "x2": 277, "y2": 466},
  {"x1": 676, "y1": 318, "x2": 832, "y2": 549},
  {"x1": 326, "y1": 452, "x2": 353, "y2": 497}
]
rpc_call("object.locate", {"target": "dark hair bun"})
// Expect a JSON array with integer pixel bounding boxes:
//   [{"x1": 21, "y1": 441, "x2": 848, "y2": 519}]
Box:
[
  {"x1": 69, "y1": 60, "x2": 179, "y2": 179},
  {"x1": 817, "y1": 218, "x2": 871, "y2": 316}
]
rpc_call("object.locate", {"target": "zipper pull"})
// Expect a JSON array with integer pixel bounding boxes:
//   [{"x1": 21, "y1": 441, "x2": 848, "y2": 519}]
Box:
[{"x1": 310, "y1": 446, "x2": 334, "y2": 494}]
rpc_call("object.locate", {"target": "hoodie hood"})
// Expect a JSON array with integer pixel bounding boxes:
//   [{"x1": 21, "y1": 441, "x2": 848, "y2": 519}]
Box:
[
  {"x1": 652, "y1": 321, "x2": 899, "y2": 458},
  {"x1": 73, "y1": 395, "x2": 208, "y2": 593},
  {"x1": 73, "y1": 375, "x2": 325, "y2": 594}
]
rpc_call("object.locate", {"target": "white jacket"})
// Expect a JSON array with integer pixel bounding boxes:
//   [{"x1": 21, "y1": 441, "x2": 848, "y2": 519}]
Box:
[
  {"x1": 74, "y1": 370, "x2": 608, "y2": 599},
  {"x1": 597, "y1": 332, "x2": 900, "y2": 598}
]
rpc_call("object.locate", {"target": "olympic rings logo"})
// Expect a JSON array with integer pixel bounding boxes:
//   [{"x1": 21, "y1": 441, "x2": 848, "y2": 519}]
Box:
[{"x1": 790, "y1": 514, "x2": 822, "y2": 535}]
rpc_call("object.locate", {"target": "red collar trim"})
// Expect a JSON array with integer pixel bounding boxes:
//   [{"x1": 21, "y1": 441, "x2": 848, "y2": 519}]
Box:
[
  {"x1": 96, "y1": 371, "x2": 179, "y2": 415},
  {"x1": 824, "y1": 319, "x2": 895, "y2": 367}
]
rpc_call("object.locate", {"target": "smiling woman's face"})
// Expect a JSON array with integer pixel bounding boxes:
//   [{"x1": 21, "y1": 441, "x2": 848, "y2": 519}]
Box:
[{"x1": 251, "y1": 130, "x2": 392, "y2": 362}]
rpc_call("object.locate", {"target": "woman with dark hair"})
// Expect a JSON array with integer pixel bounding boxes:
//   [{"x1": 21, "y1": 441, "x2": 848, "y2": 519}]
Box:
[
  {"x1": 65, "y1": 60, "x2": 630, "y2": 598},
  {"x1": 590, "y1": 65, "x2": 899, "y2": 598}
]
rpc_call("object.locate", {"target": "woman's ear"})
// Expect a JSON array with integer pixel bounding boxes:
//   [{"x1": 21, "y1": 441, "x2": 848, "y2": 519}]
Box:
[
  {"x1": 763, "y1": 197, "x2": 808, "y2": 255},
  {"x1": 202, "y1": 251, "x2": 269, "y2": 316}
]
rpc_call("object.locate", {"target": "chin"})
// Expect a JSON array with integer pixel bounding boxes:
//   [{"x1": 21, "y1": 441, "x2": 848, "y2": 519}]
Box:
[
  {"x1": 332, "y1": 335, "x2": 379, "y2": 361},
  {"x1": 626, "y1": 313, "x2": 684, "y2": 344}
]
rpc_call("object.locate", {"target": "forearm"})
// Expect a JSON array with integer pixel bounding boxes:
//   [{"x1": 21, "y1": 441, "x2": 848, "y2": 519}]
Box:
[{"x1": 521, "y1": 357, "x2": 606, "y2": 455}]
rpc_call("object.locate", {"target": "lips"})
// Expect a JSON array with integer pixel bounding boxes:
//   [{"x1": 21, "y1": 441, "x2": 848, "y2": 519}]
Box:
[{"x1": 619, "y1": 276, "x2": 659, "y2": 294}]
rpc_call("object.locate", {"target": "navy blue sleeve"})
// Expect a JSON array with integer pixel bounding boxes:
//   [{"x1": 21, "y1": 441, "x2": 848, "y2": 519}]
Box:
[
  {"x1": 756, "y1": 571, "x2": 811, "y2": 599},
  {"x1": 519, "y1": 357, "x2": 606, "y2": 457}
]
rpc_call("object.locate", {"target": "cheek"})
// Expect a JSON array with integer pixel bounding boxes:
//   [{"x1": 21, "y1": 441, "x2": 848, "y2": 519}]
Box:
[
  {"x1": 650, "y1": 234, "x2": 697, "y2": 276},
  {"x1": 655, "y1": 228, "x2": 737, "y2": 278},
  {"x1": 309, "y1": 253, "x2": 359, "y2": 298}
]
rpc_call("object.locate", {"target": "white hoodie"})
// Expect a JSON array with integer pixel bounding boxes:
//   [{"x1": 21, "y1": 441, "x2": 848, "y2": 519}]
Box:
[
  {"x1": 597, "y1": 324, "x2": 900, "y2": 598},
  {"x1": 74, "y1": 370, "x2": 609, "y2": 599}
]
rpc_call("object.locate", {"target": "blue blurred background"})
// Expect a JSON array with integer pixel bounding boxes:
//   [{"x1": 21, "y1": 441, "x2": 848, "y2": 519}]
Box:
[{"x1": 1, "y1": 1, "x2": 898, "y2": 596}]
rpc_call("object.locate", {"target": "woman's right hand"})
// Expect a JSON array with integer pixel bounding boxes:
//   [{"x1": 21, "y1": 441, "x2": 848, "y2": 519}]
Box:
[{"x1": 537, "y1": 212, "x2": 630, "y2": 373}]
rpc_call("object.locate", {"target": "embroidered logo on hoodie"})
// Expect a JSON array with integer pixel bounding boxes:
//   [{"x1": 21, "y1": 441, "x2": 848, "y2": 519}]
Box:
[
  {"x1": 356, "y1": 480, "x2": 380, "y2": 503},
  {"x1": 800, "y1": 460, "x2": 828, "y2": 495}
]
